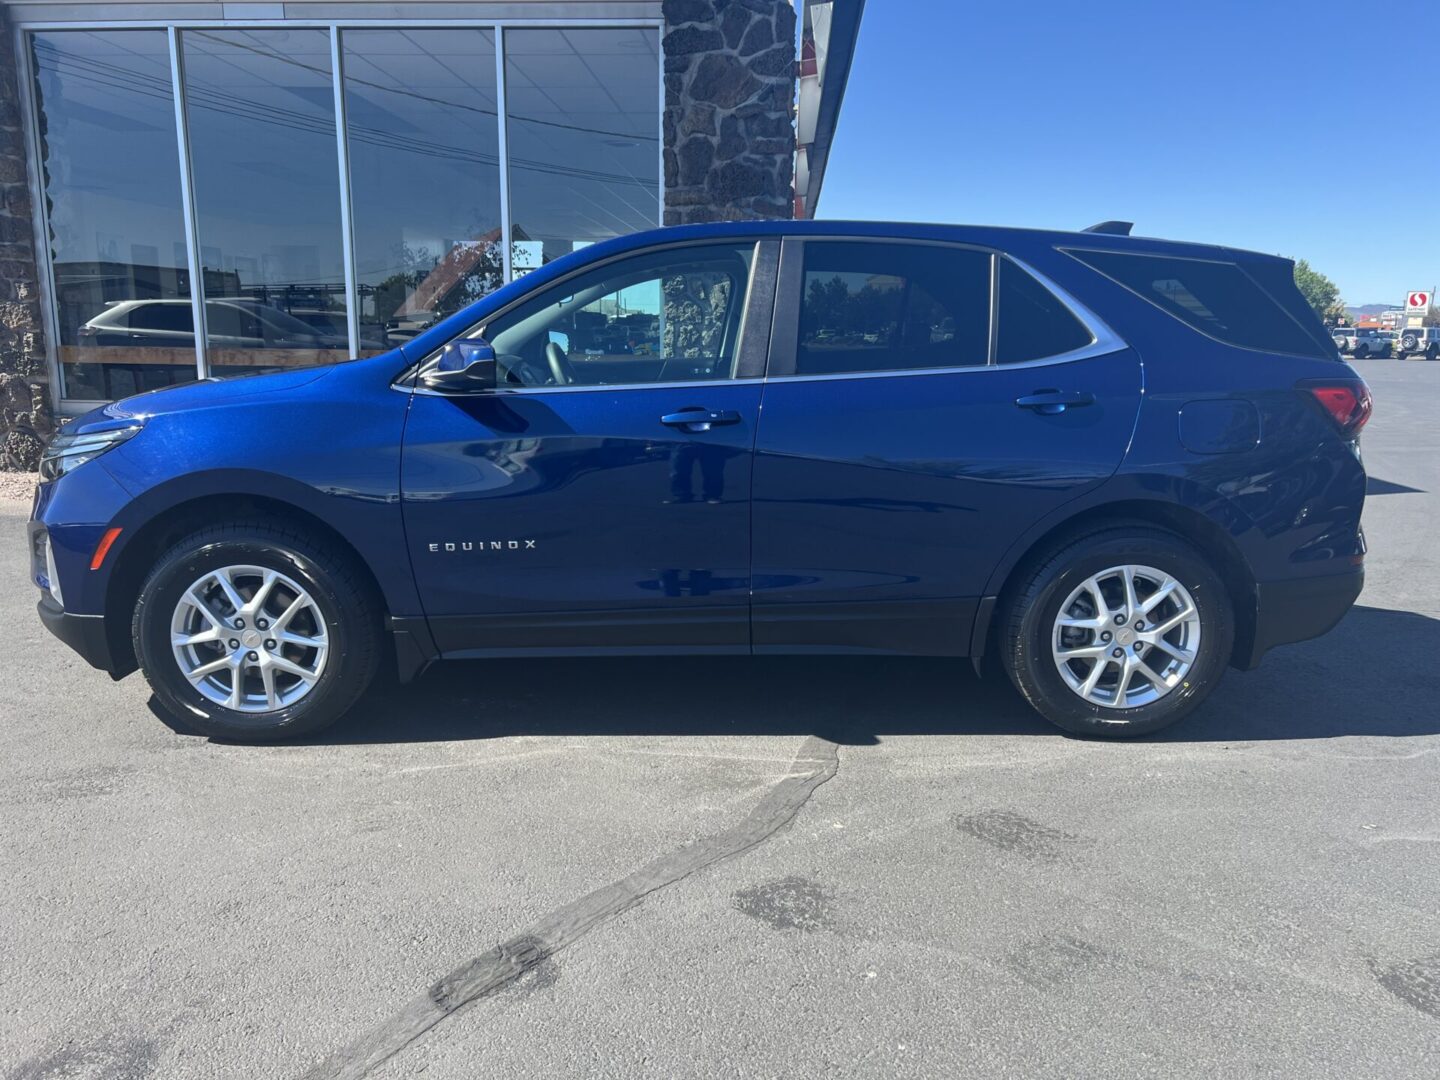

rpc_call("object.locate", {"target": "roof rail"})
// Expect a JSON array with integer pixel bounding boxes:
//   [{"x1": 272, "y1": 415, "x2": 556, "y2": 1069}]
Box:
[{"x1": 1083, "y1": 220, "x2": 1134, "y2": 236}]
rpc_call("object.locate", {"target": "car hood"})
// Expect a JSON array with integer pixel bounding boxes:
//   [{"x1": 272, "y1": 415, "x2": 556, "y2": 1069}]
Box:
[{"x1": 64, "y1": 366, "x2": 337, "y2": 435}]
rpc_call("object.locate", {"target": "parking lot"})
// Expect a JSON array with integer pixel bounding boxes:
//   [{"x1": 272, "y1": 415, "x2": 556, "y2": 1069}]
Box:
[{"x1": 3, "y1": 359, "x2": 1439, "y2": 1079}]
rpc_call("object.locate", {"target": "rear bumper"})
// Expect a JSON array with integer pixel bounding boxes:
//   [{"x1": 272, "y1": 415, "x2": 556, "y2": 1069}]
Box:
[
  {"x1": 1236, "y1": 565, "x2": 1364, "y2": 669},
  {"x1": 37, "y1": 596, "x2": 123, "y2": 674}
]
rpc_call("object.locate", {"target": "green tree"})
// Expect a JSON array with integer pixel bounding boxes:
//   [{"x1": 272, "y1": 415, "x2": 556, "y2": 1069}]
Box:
[{"x1": 1291, "y1": 259, "x2": 1344, "y2": 323}]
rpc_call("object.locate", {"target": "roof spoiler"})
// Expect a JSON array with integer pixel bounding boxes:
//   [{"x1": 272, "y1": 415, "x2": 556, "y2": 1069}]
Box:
[{"x1": 1083, "y1": 220, "x2": 1133, "y2": 236}]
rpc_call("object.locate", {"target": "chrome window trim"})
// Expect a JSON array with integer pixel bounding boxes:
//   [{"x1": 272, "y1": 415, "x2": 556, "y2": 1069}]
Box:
[
  {"x1": 409, "y1": 375, "x2": 744, "y2": 398},
  {"x1": 758, "y1": 348, "x2": 1128, "y2": 385},
  {"x1": 985, "y1": 251, "x2": 1000, "y2": 365},
  {"x1": 404, "y1": 342, "x2": 1133, "y2": 397},
  {"x1": 1003, "y1": 253, "x2": 1127, "y2": 363}
]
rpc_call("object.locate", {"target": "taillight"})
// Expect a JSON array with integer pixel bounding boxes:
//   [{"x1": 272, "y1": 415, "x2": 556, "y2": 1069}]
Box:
[{"x1": 1300, "y1": 379, "x2": 1372, "y2": 437}]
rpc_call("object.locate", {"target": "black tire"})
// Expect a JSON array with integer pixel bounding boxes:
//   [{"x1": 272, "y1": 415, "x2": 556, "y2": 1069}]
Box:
[
  {"x1": 1354, "y1": 344, "x2": 1368, "y2": 358},
  {"x1": 999, "y1": 526, "x2": 1234, "y2": 738},
  {"x1": 132, "y1": 520, "x2": 382, "y2": 742},
  {"x1": 1428, "y1": 344, "x2": 1439, "y2": 362}
]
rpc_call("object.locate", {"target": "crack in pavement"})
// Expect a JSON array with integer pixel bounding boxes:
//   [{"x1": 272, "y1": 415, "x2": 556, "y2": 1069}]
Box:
[{"x1": 298, "y1": 735, "x2": 841, "y2": 1080}]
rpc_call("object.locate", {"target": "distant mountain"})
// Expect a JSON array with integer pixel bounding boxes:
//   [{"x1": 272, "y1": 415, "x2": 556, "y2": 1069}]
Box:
[{"x1": 1347, "y1": 304, "x2": 1399, "y2": 317}]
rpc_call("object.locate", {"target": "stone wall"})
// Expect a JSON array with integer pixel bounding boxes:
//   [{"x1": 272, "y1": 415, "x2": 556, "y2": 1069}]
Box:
[
  {"x1": 0, "y1": 12, "x2": 51, "y2": 471},
  {"x1": 662, "y1": 0, "x2": 797, "y2": 225}
]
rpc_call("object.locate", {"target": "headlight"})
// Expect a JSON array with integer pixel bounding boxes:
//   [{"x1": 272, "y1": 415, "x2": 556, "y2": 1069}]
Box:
[{"x1": 38, "y1": 424, "x2": 142, "y2": 481}]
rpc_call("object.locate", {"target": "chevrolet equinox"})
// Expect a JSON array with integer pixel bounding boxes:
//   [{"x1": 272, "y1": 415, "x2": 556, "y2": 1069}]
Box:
[{"x1": 30, "y1": 221, "x2": 1370, "y2": 741}]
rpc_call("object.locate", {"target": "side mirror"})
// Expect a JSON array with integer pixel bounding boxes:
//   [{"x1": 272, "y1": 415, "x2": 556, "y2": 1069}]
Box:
[{"x1": 421, "y1": 339, "x2": 497, "y2": 392}]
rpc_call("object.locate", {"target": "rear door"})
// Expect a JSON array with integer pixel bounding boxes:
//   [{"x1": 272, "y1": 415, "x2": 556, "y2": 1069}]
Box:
[{"x1": 749, "y1": 237, "x2": 1143, "y2": 654}]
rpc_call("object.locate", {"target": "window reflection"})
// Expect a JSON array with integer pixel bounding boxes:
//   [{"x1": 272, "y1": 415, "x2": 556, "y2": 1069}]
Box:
[
  {"x1": 485, "y1": 243, "x2": 753, "y2": 387},
  {"x1": 343, "y1": 30, "x2": 504, "y2": 355},
  {"x1": 31, "y1": 30, "x2": 196, "y2": 400},
  {"x1": 182, "y1": 29, "x2": 353, "y2": 374},
  {"x1": 505, "y1": 28, "x2": 659, "y2": 274}
]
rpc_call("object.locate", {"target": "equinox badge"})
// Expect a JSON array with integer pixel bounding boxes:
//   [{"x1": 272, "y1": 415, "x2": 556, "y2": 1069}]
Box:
[{"x1": 428, "y1": 540, "x2": 538, "y2": 552}]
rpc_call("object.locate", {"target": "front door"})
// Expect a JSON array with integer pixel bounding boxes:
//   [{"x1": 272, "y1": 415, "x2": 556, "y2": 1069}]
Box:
[
  {"x1": 750, "y1": 238, "x2": 1144, "y2": 654},
  {"x1": 401, "y1": 240, "x2": 776, "y2": 656}
]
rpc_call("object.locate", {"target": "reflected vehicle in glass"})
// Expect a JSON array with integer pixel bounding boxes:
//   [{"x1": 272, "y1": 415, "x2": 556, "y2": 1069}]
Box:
[
  {"x1": 29, "y1": 221, "x2": 1369, "y2": 744},
  {"x1": 78, "y1": 299, "x2": 355, "y2": 353}
]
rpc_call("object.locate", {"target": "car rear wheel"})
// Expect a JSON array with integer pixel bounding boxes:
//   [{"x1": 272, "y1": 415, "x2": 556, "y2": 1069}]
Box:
[
  {"x1": 133, "y1": 520, "x2": 382, "y2": 741},
  {"x1": 1000, "y1": 526, "x2": 1234, "y2": 738}
]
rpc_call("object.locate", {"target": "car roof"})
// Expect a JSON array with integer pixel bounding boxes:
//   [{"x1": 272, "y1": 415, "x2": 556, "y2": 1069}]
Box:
[{"x1": 606, "y1": 219, "x2": 1287, "y2": 265}]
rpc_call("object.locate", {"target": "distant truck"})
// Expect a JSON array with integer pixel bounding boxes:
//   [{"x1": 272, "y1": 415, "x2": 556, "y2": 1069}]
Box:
[
  {"x1": 1396, "y1": 327, "x2": 1440, "y2": 361},
  {"x1": 1352, "y1": 329, "x2": 1396, "y2": 358}
]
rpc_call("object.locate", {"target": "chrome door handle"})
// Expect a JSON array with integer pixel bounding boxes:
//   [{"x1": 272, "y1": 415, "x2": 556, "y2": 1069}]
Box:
[
  {"x1": 660, "y1": 408, "x2": 741, "y2": 433},
  {"x1": 1015, "y1": 390, "x2": 1095, "y2": 415}
]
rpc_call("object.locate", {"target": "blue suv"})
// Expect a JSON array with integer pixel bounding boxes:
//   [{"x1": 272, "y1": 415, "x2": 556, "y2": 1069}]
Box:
[{"x1": 29, "y1": 221, "x2": 1370, "y2": 741}]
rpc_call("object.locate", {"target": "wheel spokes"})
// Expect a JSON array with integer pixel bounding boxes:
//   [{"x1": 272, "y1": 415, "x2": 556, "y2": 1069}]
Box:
[
  {"x1": 170, "y1": 564, "x2": 329, "y2": 715},
  {"x1": 1052, "y1": 563, "x2": 1201, "y2": 710}
]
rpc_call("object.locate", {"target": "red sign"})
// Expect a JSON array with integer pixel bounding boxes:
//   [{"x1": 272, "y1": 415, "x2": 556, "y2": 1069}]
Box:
[{"x1": 1407, "y1": 291, "x2": 1430, "y2": 310}]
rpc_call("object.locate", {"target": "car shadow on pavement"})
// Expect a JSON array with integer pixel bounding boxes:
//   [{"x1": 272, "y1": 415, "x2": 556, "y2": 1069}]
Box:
[
  {"x1": 150, "y1": 605, "x2": 1440, "y2": 745},
  {"x1": 1366, "y1": 476, "x2": 1425, "y2": 496}
]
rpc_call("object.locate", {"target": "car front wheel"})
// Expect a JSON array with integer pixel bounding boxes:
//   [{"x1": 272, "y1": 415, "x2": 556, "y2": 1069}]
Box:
[
  {"x1": 132, "y1": 520, "x2": 382, "y2": 741},
  {"x1": 1000, "y1": 526, "x2": 1234, "y2": 738}
]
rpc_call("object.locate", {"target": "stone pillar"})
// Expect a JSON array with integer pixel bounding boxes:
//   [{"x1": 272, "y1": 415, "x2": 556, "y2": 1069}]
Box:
[
  {"x1": 0, "y1": 12, "x2": 51, "y2": 471},
  {"x1": 662, "y1": 0, "x2": 797, "y2": 225}
]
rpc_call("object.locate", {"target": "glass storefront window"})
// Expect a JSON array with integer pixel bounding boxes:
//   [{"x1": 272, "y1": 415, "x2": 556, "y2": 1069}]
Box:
[
  {"x1": 30, "y1": 30, "x2": 196, "y2": 401},
  {"x1": 182, "y1": 29, "x2": 351, "y2": 374},
  {"x1": 504, "y1": 28, "x2": 660, "y2": 275},
  {"x1": 24, "y1": 21, "x2": 665, "y2": 400},
  {"x1": 342, "y1": 29, "x2": 504, "y2": 354}
]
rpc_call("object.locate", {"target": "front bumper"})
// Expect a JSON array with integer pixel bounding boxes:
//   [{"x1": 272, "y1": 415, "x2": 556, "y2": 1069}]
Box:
[
  {"x1": 1235, "y1": 565, "x2": 1364, "y2": 669},
  {"x1": 37, "y1": 594, "x2": 124, "y2": 674}
]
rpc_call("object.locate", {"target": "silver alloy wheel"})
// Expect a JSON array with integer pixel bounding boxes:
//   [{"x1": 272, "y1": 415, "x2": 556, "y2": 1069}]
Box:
[
  {"x1": 1051, "y1": 563, "x2": 1202, "y2": 709},
  {"x1": 170, "y1": 564, "x2": 329, "y2": 713}
]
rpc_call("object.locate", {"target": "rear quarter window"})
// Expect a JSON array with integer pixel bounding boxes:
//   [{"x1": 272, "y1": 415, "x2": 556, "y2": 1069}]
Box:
[
  {"x1": 1068, "y1": 249, "x2": 1335, "y2": 359},
  {"x1": 995, "y1": 259, "x2": 1095, "y2": 364}
]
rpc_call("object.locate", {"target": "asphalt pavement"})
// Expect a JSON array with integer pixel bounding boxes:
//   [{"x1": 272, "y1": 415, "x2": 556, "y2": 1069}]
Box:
[{"x1": 3, "y1": 358, "x2": 1439, "y2": 1079}]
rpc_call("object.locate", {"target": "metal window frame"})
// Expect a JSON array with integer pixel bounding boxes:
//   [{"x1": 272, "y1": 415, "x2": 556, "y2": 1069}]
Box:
[
  {"x1": 12, "y1": 15, "x2": 664, "y2": 414},
  {"x1": 169, "y1": 27, "x2": 208, "y2": 382},
  {"x1": 330, "y1": 27, "x2": 360, "y2": 355}
]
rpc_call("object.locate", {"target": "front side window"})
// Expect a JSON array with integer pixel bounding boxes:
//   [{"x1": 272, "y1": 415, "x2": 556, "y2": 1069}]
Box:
[
  {"x1": 480, "y1": 243, "x2": 756, "y2": 388},
  {"x1": 797, "y1": 242, "x2": 990, "y2": 374}
]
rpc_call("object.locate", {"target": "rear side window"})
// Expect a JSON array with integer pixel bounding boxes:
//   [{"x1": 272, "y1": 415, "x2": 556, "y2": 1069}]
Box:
[
  {"x1": 1070, "y1": 249, "x2": 1332, "y2": 358},
  {"x1": 798, "y1": 242, "x2": 990, "y2": 375},
  {"x1": 995, "y1": 260, "x2": 1094, "y2": 364}
]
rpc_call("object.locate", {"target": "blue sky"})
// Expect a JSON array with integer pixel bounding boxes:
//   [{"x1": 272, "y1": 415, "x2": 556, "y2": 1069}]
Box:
[{"x1": 817, "y1": 0, "x2": 1438, "y2": 306}]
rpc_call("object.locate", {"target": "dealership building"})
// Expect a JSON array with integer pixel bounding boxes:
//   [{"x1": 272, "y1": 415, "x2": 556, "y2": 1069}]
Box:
[{"x1": 0, "y1": 0, "x2": 861, "y2": 468}]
